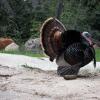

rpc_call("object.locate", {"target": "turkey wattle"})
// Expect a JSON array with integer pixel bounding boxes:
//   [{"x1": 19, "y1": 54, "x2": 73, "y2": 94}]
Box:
[{"x1": 40, "y1": 17, "x2": 96, "y2": 79}]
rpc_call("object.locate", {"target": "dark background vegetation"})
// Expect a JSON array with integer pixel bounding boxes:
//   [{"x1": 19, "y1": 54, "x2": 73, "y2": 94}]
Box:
[{"x1": 0, "y1": 0, "x2": 100, "y2": 44}]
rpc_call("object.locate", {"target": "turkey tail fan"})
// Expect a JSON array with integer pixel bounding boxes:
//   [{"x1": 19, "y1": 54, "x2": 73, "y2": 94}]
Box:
[{"x1": 40, "y1": 17, "x2": 66, "y2": 61}]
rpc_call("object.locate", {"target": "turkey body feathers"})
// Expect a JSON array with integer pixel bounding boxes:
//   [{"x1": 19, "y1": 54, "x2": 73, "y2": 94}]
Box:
[
  {"x1": 64, "y1": 42, "x2": 95, "y2": 68},
  {"x1": 40, "y1": 17, "x2": 96, "y2": 77}
]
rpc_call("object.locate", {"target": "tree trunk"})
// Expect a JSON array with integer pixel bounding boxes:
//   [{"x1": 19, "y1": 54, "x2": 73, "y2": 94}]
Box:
[{"x1": 55, "y1": 0, "x2": 64, "y2": 20}]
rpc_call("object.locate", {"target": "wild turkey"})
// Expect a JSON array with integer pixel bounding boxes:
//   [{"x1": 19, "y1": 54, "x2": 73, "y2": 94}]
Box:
[{"x1": 40, "y1": 17, "x2": 96, "y2": 79}]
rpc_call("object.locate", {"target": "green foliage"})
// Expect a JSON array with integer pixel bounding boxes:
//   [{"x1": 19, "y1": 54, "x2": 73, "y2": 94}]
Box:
[
  {"x1": 0, "y1": 0, "x2": 33, "y2": 43},
  {"x1": 30, "y1": 0, "x2": 56, "y2": 38},
  {"x1": 30, "y1": 20, "x2": 41, "y2": 38},
  {"x1": 61, "y1": 0, "x2": 100, "y2": 40},
  {"x1": 0, "y1": 0, "x2": 100, "y2": 42}
]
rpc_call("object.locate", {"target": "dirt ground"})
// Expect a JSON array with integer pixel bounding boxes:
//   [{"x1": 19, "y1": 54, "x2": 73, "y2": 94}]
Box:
[{"x1": 0, "y1": 65, "x2": 100, "y2": 100}]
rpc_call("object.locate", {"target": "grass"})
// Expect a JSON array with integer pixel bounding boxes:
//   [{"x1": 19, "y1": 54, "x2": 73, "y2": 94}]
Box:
[
  {"x1": 0, "y1": 48, "x2": 100, "y2": 61},
  {"x1": 0, "y1": 50, "x2": 45, "y2": 57},
  {"x1": 95, "y1": 48, "x2": 100, "y2": 61}
]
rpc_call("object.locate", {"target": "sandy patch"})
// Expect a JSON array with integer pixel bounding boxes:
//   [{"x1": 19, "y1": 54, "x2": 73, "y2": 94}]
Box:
[{"x1": 0, "y1": 53, "x2": 100, "y2": 100}]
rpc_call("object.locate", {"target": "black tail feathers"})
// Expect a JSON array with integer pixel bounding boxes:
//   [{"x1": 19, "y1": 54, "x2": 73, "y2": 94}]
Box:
[{"x1": 92, "y1": 47, "x2": 96, "y2": 68}]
